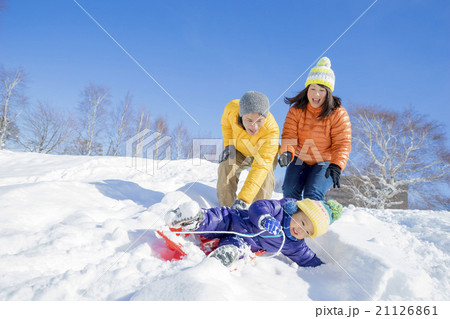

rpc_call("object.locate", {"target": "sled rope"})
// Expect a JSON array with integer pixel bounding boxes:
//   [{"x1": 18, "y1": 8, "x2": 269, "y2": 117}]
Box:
[{"x1": 173, "y1": 229, "x2": 286, "y2": 258}]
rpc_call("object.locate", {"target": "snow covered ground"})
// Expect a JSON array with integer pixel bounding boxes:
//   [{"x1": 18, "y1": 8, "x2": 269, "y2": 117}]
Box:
[{"x1": 0, "y1": 150, "x2": 449, "y2": 301}]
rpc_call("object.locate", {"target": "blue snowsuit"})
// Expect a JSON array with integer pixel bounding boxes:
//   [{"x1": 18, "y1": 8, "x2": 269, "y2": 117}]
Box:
[{"x1": 197, "y1": 198, "x2": 323, "y2": 267}]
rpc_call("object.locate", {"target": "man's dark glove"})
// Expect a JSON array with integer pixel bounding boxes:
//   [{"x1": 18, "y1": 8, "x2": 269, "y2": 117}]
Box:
[
  {"x1": 278, "y1": 152, "x2": 292, "y2": 167},
  {"x1": 230, "y1": 198, "x2": 249, "y2": 210},
  {"x1": 218, "y1": 145, "x2": 236, "y2": 163},
  {"x1": 325, "y1": 163, "x2": 341, "y2": 188}
]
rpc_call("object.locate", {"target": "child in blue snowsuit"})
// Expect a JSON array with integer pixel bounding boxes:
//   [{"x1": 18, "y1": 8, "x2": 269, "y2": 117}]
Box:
[{"x1": 166, "y1": 198, "x2": 343, "y2": 268}]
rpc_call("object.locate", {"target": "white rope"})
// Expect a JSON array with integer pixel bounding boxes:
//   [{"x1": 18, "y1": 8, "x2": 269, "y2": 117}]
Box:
[{"x1": 172, "y1": 229, "x2": 286, "y2": 258}]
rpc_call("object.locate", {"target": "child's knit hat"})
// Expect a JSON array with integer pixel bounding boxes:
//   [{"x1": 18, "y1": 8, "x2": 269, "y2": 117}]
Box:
[
  {"x1": 296, "y1": 198, "x2": 343, "y2": 238},
  {"x1": 239, "y1": 91, "x2": 270, "y2": 117},
  {"x1": 305, "y1": 57, "x2": 336, "y2": 92}
]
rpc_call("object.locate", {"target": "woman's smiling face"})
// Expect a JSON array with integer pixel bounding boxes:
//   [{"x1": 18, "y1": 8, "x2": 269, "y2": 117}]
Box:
[
  {"x1": 307, "y1": 83, "x2": 327, "y2": 108},
  {"x1": 290, "y1": 211, "x2": 314, "y2": 239}
]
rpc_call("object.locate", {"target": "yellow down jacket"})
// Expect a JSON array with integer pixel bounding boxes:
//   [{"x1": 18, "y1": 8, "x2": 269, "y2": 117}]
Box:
[{"x1": 221, "y1": 99, "x2": 280, "y2": 203}]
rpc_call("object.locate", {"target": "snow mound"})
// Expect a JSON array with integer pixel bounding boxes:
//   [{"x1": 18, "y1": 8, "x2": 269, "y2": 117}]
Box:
[{"x1": 0, "y1": 150, "x2": 448, "y2": 301}]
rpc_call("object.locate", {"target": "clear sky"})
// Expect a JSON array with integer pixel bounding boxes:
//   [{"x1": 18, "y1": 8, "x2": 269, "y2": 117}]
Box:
[{"x1": 1, "y1": 0, "x2": 449, "y2": 146}]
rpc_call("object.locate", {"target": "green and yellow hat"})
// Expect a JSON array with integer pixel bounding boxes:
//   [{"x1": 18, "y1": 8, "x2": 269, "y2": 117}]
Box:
[
  {"x1": 296, "y1": 198, "x2": 343, "y2": 238},
  {"x1": 305, "y1": 57, "x2": 336, "y2": 92}
]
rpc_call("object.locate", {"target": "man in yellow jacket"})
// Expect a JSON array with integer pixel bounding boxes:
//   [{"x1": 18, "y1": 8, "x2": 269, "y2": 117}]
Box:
[{"x1": 218, "y1": 91, "x2": 279, "y2": 210}]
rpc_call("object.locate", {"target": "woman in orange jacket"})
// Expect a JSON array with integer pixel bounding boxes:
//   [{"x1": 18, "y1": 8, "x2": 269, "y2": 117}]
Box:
[{"x1": 279, "y1": 57, "x2": 351, "y2": 201}]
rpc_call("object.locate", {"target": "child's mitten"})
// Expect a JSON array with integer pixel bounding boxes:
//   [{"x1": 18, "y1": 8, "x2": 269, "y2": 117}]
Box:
[{"x1": 260, "y1": 217, "x2": 282, "y2": 235}]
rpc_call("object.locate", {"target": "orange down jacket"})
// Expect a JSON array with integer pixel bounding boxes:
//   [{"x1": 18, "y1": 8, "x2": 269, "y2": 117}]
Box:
[{"x1": 279, "y1": 103, "x2": 351, "y2": 170}]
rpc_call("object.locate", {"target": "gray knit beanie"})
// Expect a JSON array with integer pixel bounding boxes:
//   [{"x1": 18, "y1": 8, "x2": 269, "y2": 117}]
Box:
[{"x1": 239, "y1": 91, "x2": 270, "y2": 117}]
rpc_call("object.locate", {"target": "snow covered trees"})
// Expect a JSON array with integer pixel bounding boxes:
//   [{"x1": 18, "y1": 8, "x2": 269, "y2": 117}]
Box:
[{"x1": 345, "y1": 105, "x2": 449, "y2": 210}]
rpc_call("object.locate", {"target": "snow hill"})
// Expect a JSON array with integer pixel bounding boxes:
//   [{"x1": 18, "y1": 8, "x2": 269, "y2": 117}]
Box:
[{"x1": 0, "y1": 150, "x2": 449, "y2": 301}]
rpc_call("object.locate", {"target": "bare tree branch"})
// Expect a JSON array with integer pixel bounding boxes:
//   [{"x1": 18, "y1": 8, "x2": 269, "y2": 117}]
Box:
[
  {"x1": 134, "y1": 105, "x2": 151, "y2": 157},
  {"x1": 76, "y1": 83, "x2": 110, "y2": 155},
  {"x1": 172, "y1": 122, "x2": 192, "y2": 159},
  {"x1": 107, "y1": 92, "x2": 134, "y2": 156},
  {"x1": 0, "y1": 67, "x2": 27, "y2": 149},
  {"x1": 17, "y1": 101, "x2": 76, "y2": 153}
]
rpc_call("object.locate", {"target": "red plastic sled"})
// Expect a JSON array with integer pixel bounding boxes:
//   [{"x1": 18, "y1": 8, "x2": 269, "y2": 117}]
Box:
[
  {"x1": 154, "y1": 228, "x2": 221, "y2": 261},
  {"x1": 155, "y1": 230, "x2": 187, "y2": 261},
  {"x1": 154, "y1": 228, "x2": 265, "y2": 262}
]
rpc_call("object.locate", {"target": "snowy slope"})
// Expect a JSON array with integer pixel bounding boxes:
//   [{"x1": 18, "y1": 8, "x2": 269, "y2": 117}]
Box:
[{"x1": 0, "y1": 150, "x2": 448, "y2": 301}]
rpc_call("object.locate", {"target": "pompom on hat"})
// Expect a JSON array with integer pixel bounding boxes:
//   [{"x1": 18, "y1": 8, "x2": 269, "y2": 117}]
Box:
[
  {"x1": 282, "y1": 201, "x2": 298, "y2": 216},
  {"x1": 305, "y1": 57, "x2": 336, "y2": 92},
  {"x1": 296, "y1": 198, "x2": 343, "y2": 238},
  {"x1": 239, "y1": 91, "x2": 270, "y2": 117}
]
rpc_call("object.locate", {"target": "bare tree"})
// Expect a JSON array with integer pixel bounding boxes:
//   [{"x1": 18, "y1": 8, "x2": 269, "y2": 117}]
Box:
[
  {"x1": 0, "y1": 67, "x2": 27, "y2": 149},
  {"x1": 153, "y1": 115, "x2": 169, "y2": 160},
  {"x1": 17, "y1": 101, "x2": 76, "y2": 153},
  {"x1": 346, "y1": 104, "x2": 449, "y2": 210},
  {"x1": 69, "y1": 136, "x2": 103, "y2": 156},
  {"x1": 172, "y1": 122, "x2": 191, "y2": 159},
  {"x1": 106, "y1": 92, "x2": 134, "y2": 156},
  {"x1": 133, "y1": 105, "x2": 151, "y2": 157},
  {"x1": 77, "y1": 83, "x2": 110, "y2": 155}
]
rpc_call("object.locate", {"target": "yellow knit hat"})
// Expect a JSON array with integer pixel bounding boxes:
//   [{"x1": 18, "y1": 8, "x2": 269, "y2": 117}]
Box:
[
  {"x1": 296, "y1": 198, "x2": 343, "y2": 238},
  {"x1": 305, "y1": 57, "x2": 335, "y2": 92}
]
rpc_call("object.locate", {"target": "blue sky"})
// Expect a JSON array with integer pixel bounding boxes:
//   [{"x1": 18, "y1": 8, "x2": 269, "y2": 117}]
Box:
[{"x1": 1, "y1": 0, "x2": 449, "y2": 146}]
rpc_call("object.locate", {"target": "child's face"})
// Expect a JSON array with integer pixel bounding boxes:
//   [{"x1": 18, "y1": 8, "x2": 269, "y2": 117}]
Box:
[
  {"x1": 290, "y1": 211, "x2": 314, "y2": 239},
  {"x1": 307, "y1": 83, "x2": 327, "y2": 108},
  {"x1": 242, "y1": 113, "x2": 266, "y2": 135}
]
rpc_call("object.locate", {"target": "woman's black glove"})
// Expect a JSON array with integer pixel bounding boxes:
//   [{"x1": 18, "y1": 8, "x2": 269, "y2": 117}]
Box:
[
  {"x1": 325, "y1": 163, "x2": 341, "y2": 188},
  {"x1": 278, "y1": 152, "x2": 292, "y2": 167}
]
